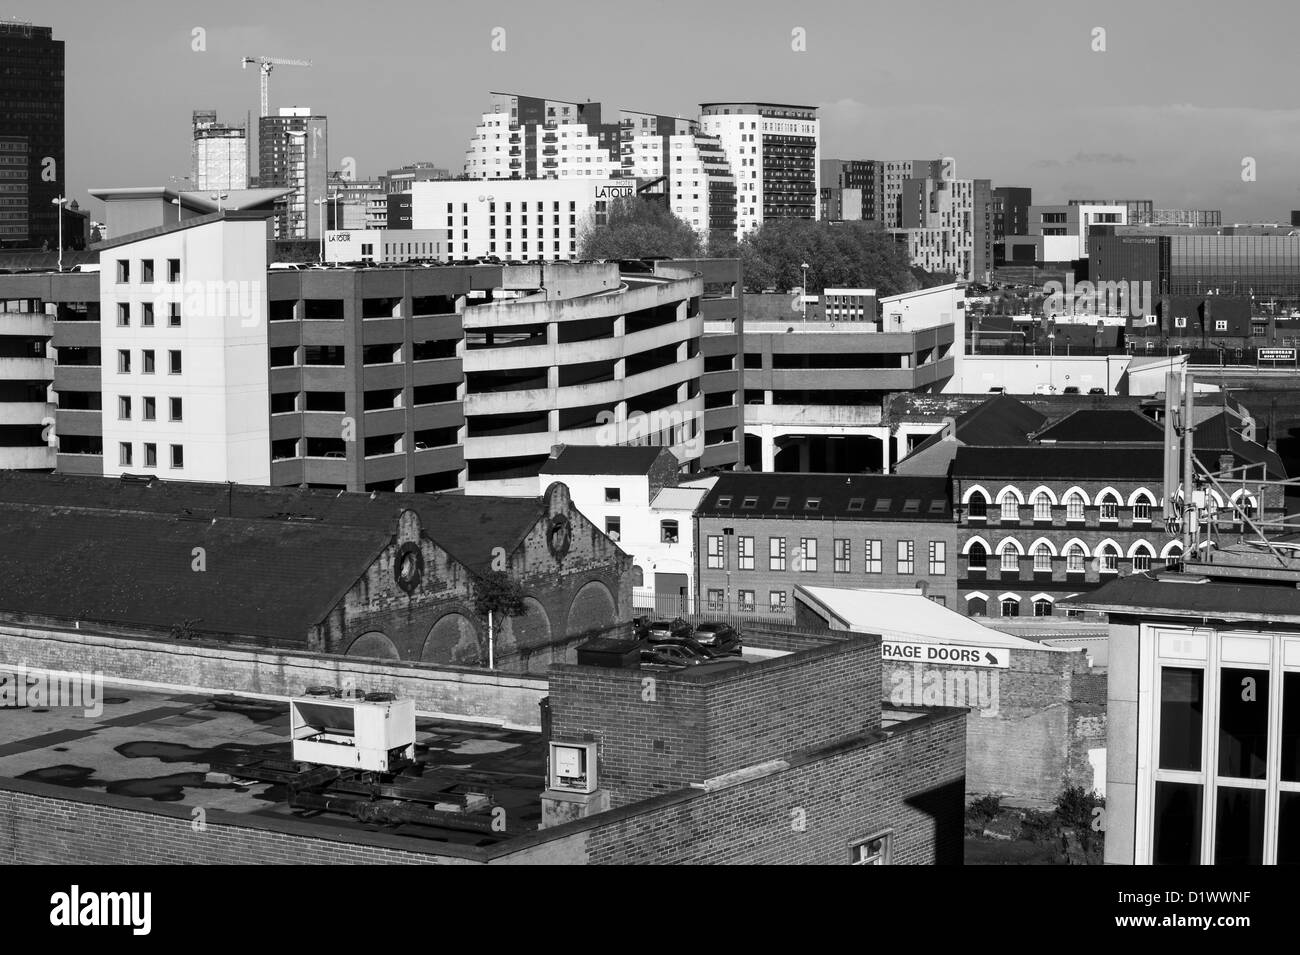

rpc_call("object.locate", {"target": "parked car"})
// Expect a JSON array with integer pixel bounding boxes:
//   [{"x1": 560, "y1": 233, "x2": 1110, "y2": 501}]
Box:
[
  {"x1": 1062, "y1": 386, "x2": 1080, "y2": 395},
  {"x1": 988, "y1": 386, "x2": 1006, "y2": 394},
  {"x1": 639, "y1": 643, "x2": 747, "y2": 671},
  {"x1": 636, "y1": 618, "x2": 693, "y2": 643},
  {"x1": 1088, "y1": 387, "x2": 1107, "y2": 395},
  {"x1": 691, "y1": 622, "x2": 743, "y2": 656}
]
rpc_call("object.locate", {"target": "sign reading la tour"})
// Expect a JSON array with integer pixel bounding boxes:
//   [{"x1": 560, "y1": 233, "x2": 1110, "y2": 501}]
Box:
[{"x1": 594, "y1": 185, "x2": 634, "y2": 200}]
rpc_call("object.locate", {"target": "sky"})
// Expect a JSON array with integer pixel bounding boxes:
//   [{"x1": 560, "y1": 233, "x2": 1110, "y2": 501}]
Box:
[{"x1": 22, "y1": 0, "x2": 1300, "y2": 222}]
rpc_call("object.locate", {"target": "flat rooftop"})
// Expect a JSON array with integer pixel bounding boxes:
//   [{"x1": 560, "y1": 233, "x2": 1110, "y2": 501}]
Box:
[{"x1": 0, "y1": 682, "x2": 545, "y2": 848}]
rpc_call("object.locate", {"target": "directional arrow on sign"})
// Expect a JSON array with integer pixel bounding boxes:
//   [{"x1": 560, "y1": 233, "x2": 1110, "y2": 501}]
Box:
[{"x1": 985, "y1": 652, "x2": 998, "y2": 665}]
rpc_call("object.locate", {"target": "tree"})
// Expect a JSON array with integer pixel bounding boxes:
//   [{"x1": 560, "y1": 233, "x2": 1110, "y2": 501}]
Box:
[
  {"x1": 738, "y1": 220, "x2": 950, "y2": 298},
  {"x1": 472, "y1": 570, "x2": 527, "y2": 669},
  {"x1": 578, "y1": 195, "x2": 703, "y2": 260}
]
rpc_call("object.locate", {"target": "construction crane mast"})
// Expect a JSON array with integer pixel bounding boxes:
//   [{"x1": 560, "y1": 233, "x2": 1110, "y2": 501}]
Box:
[{"x1": 240, "y1": 56, "x2": 312, "y2": 118}]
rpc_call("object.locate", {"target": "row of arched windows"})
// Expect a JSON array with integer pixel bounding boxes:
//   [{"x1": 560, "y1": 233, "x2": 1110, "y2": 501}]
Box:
[
  {"x1": 963, "y1": 536, "x2": 1184, "y2": 575},
  {"x1": 963, "y1": 485, "x2": 1258, "y2": 526}
]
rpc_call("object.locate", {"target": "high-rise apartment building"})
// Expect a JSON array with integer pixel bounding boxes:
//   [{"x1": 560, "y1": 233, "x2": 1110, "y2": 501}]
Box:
[
  {"x1": 0, "y1": 138, "x2": 29, "y2": 245},
  {"x1": 0, "y1": 21, "x2": 63, "y2": 249},
  {"x1": 820, "y1": 159, "x2": 881, "y2": 222},
  {"x1": 699, "y1": 103, "x2": 819, "y2": 239},
  {"x1": 890, "y1": 172, "x2": 990, "y2": 282},
  {"x1": 191, "y1": 110, "x2": 248, "y2": 192},
  {"x1": 881, "y1": 159, "x2": 944, "y2": 229},
  {"x1": 258, "y1": 107, "x2": 328, "y2": 240}
]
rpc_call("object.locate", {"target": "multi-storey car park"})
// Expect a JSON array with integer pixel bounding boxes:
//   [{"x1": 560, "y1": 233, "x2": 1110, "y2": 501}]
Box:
[{"x1": 0, "y1": 206, "x2": 744, "y2": 492}]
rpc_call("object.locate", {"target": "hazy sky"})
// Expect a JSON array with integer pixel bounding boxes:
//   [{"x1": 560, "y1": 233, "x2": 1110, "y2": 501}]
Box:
[{"x1": 24, "y1": 0, "x2": 1300, "y2": 222}]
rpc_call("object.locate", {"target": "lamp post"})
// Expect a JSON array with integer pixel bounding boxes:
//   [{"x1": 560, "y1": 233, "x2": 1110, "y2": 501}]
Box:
[
  {"x1": 51, "y1": 196, "x2": 67, "y2": 271},
  {"x1": 801, "y1": 261, "x2": 810, "y2": 320},
  {"x1": 170, "y1": 198, "x2": 182, "y2": 223},
  {"x1": 209, "y1": 193, "x2": 228, "y2": 212}
]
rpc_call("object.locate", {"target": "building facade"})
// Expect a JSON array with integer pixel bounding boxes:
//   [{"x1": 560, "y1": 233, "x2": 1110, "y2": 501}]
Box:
[
  {"x1": 0, "y1": 21, "x2": 62, "y2": 249},
  {"x1": 191, "y1": 110, "x2": 248, "y2": 192},
  {"x1": 258, "y1": 107, "x2": 328, "y2": 240},
  {"x1": 695, "y1": 473, "x2": 957, "y2": 621}
]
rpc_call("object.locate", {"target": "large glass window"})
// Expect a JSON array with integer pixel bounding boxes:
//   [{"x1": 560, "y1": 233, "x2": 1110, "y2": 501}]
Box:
[
  {"x1": 1153, "y1": 782, "x2": 1203, "y2": 865},
  {"x1": 1218, "y1": 668, "x2": 1269, "y2": 780},
  {"x1": 1159, "y1": 668, "x2": 1203, "y2": 772}
]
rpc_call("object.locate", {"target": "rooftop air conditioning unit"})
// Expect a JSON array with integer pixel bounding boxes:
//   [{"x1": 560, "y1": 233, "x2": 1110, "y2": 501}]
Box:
[{"x1": 290, "y1": 696, "x2": 416, "y2": 772}]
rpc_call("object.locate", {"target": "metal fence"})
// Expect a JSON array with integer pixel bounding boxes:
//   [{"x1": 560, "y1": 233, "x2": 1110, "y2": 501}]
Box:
[{"x1": 631, "y1": 592, "x2": 825, "y2": 636}]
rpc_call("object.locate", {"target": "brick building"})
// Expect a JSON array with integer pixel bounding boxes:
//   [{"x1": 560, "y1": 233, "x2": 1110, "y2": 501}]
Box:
[
  {"x1": 695, "y1": 472, "x2": 956, "y2": 620},
  {"x1": 0, "y1": 472, "x2": 630, "y2": 671}
]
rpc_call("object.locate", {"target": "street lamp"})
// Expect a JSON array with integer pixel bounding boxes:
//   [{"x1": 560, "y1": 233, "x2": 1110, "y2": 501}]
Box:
[
  {"x1": 50, "y1": 196, "x2": 67, "y2": 271},
  {"x1": 170, "y1": 198, "x2": 182, "y2": 223},
  {"x1": 209, "y1": 193, "x2": 229, "y2": 212},
  {"x1": 801, "y1": 261, "x2": 810, "y2": 320},
  {"x1": 315, "y1": 194, "x2": 342, "y2": 263}
]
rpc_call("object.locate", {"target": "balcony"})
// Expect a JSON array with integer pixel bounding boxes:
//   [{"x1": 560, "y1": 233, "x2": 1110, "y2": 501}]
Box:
[
  {"x1": 0, "y1": 445, "x2": 57, "y2": 469},
  {"x1": 56, "y1": 451, "x2": 102, "y2": 475},
  {"x1": 55, "y1": 408, "x2": 101, "y2": 436},
  {"x1": 0, "y1": 356, "x2": 54, "y2": 379},
  {"x1": 0, "y1": 400, "x2": 55, "y2": 426}
]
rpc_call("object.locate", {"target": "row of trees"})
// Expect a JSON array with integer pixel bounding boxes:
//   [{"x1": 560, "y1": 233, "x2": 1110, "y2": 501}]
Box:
[{"x1": 578, "y1": 196, "x2": 954, "y2": 297}]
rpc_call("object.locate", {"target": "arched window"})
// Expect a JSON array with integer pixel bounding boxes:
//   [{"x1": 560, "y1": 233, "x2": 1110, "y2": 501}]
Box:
[
  {"x1": 1001, "y1": 596, "x2": 1021, "y2": 617},
  {"x1": 1032, "y1": 492, "x2": 1053, "y2": 522},
  {"x1": 1131, "y1": 490, "x2": 1155, "y2": 523},
  {"x1": 1000, "y1": 494, "x2": 1020, "y2": 522},
  {"x1": 1099, "y1": 542, "x2": 1120, "y2": 573},
  {"x1": 1066, "y1": 543, "x2": 1086, "y2": 574},
  {"x1": 1232, "y1": 493, "x2": 1257, "y2": 529},
  {"x1": 1065, "y1": 492, "x2": 1086, "y2": 523},
  {"x1": 968, "y1": 541, "x2": 988, "y2": 572},
  {"x1": 1098, "y1": 491, "x2": 1121, "y2": 522},
  {"x1": 631, "y1": 565, "x2": 645, "y2": 587},
  {"x1": 1033, "y1": 597, "x2": 1053, "y2": 617},
  {"x1": 967, "y1": 491, "x2": 988, "y2": 520},
  {"x1": 1131, "y1": 542, "x2": 1154, "y2": 573},
  {"x1": 968, "y1": 596, "x2": 987, "y2": 617},
  {"x1": 999, "y1": 543, "x2": 1021, "y2": 573},
  {"x1": 1163, "y1": 542, "x2": 1185, "y2": 571},
  {"x1": 1032, "y1": 542, "x2": 1053, "y2": 573}
]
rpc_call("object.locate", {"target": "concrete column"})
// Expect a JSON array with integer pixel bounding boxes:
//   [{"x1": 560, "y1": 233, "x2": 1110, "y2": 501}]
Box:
[{"x1": 761, "y1": 424, "x2": 776, "y2": 472}]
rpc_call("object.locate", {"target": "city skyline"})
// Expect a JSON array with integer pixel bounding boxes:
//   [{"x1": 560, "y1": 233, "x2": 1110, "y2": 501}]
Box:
[{"x1": 17, "y1": 0, "x2": 1300, "y2": 223}]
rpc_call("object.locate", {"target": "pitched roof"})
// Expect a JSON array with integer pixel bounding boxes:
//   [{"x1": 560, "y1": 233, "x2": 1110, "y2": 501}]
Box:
[
  {"x1": 1070, "y1": 573, "x2": 1300, "y2": 624},
  {"x1": 0, "y1": 472, "x2": 544, "y2": 574},
  {"x1": 538, "y1": 444, "x2": 673, "y2": 476},
  {"x1": 0, "y1": 503, "x2": 387, "y2": 644},
  {"x1": 1193, "y1": 412, "x2": 1288, "y2": 480},
  {"x1": 1033, "y1": 409, "x2": 1165, "y2": 444},
  {"x1": 697, "y1": 472, "x2": 951, "y2": 521},
  {"x1": 904, "y1": 394, "x2": 1046, "y2": 460},
  {"x1": 954, "y1": 446, "x2": 1166, "y2": 480}
]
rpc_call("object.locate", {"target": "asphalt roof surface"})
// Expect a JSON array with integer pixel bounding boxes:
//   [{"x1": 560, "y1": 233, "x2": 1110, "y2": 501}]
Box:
[
  {"x1": 698, "y1": 472, "x2": 952, "y2": 521},
  {"x1": 539, "y1": 444, "x2": 672, "y2": 476}
]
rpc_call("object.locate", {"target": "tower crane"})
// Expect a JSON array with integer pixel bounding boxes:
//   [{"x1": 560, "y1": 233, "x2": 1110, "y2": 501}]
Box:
[{"x1": 240, "y1": 56, "x2": 312, "y2": 117}]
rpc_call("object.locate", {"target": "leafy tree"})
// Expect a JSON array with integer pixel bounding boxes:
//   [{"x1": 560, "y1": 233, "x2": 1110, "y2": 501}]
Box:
[
  {"x1": 472, "y1": 570, "x2": 527, "y2": 621},
  {"x1": 578, "y1": 195, "x2": 703, "y2": 260}
]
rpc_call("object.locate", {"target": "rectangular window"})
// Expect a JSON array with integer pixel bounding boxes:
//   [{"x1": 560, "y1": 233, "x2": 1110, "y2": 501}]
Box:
[
  {"x1": 117, "y1": 396, "x2": 131, "y2": 420},
  {"x1": 117, "y1": 350, "x2": 131, "y2": 374},
  {"x1": 116, "y1": 259, "x2": 129, "y2": 284},
  {"x1": 143, "y1": 396, "x2": 156, "y2": 421},
  {"x1": 169, "y1": 397, "x2": 183, "y2": 422},
  {"x1": 834, "y1": 538, "x2": 851, "y2": 573},
  {"x1": 604, "y1": 487, "x2": 620, "y2": 503},
  {"x1": 168, "y1": 303, "x2": 181, "y2": 327},
  {"x1": 864, "y1": 539, "x2": 882, "y2": 574},
  {"x1": 167, "y1": 259, "x2": 181, "y2": 283},
  {"x1": 142, "y1": 350, "x2": 155, "y2": 374},
  {"x1": 707, "y1": 535, "x2": 724, "y2": 569},
  {"x1": 168, "y1": 350, "x2": 182, "y2": 374},
  {"x1": 660, "y1": 520, "x2": 679, "y2": 543},
  {"x1": 928, "y1": 541, "x2": 946, "y2": 575},
  {"x1": 769, "y1": 590, "x2": 787, "y2": 614},
  {"x1": 707, "y1": 588, "x2": 724, "y2": 611},
  {"x1": 738, "y1": 536, "x2": 755, "y2": 570},
  {"x1": 141, "y1": 302, "x2": 154, "y2": 327},
  {"x1": 800, "y1": 538, "x2": 818, "y2": 572},
  {"x1": 143, "y1": 443, "x2": 157, "y2": 468},
  {"x1": 141, "y1": 259, "x2": 154, "y2": 283},
  {"x1": 737, "y1": 589, "x2": 755, "y2": 612},
  {"x1": 897, "y1": 540, "x2": 915, "y2": 575},
  {"x1": 119, "y1": 442, "x2": 132, "y2": 466},
  {"x1": 605, "y1": 517, "x2": 621, "y2": 540},
  {"x1": 117, "y1": 303, "x2": 130, "y2": 326},
  {"x1": 769, "y1": 537, "x2": 787, "y2": 571},
  {"x1": 169, "y1": 444, "x2": 184, "y2": 469},
  {"x1": 851, "y1": 832, "x2": 892, "y2": 865}
]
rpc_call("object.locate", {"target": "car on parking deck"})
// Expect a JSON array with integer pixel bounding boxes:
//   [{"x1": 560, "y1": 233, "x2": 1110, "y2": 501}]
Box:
[{"x1": 690, "y1": 622, "x2": 743, "y2": 656}]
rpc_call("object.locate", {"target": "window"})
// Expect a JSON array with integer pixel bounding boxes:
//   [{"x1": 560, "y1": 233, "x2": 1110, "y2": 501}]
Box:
[
  {"x1": 805, "y1": 497, "x2": 821, "y2": 511},
  {"x1": 773, "y1": 496, "x2": 790, "y2": 510},
  {"x1": 851, "y1": 832, "x2": 892, "y2": 865},
  {"x1": 142, "y1": 350, "x2": 155, "y2": 374},
  {"x1": 769, "y1": 537, "x2": 787, "y2": 571},
  {"x1": 864, "y1": 539, "x2": 882, "y2": 574},
  {"x1": 1174, "y1": 316, "x2": 1187, "y2": 329},
  {"x1": 168, "y1": 350, "x2": 182, "y2": 374},
  {"x1": 1067, "y1": 544, "x2": 1086, "y2": 573},
  {"x1": 742, "y1": 496, "x2": 758, "y2": 509},
  {"x1": 968, "y1": 596, "x2": 987, "y2": 616},
  {"x1": 116, "y1": 259, "x2": 129, "y2": 283},
  {"x1": 967, "y1": 541, "x2": 987, "y2": 572},
  {"x1": 660, "y1": 520, "x2": 679, "y2": 544},
  {"x1": 167, "y1": 259, "x2": 180, "y2": 283},
  {"x1": 834, "y1": 539, "x2": 851, "y2": 573},
  {"x1": 1099, "y1": 494, "x2": 1119, "y2": 522},
  {"x1": 169, "y1": 397, "x2": 183, "y2": 422},
  {"x1": 1132, "y1": 546, "x2": 1153, "y2": 572},
  {"x1": 1000, "y1": 546, "x2": 1020, "y2": 573},
  {"x1": 1132, "y1": 495, "x2": 1153, "y2": 522},
  {"x1": 1215, "y1": 319, "x2": 1228, "y2": 331},
  {"x1": 1000, "y1": 496, "x2": 1019, "y2": 522},
  {"x1": 928, "y1": 541, "x2": 946, "y2": 575},
  {"x1": 143, "y1": 396, "x2": 156, "y2": 421},
  {"x1": 119, "y1": 442, "x2": 132, "y2": 466},
  {"x1": 117, "y1": 303, "x2": 130, "y2": 327},
  {"x1": 769, "y1": 590, "x2": 787, "y2": 614},
  {"x1": 170, "y1": 444, "x2": 184, "y2": 469},
  {"x1": 707, "y1": 535, "x2": 724, "y2": 569},
  {"x1": 143, "y1": 443, "x2": 157, "y2": 468},
  {"x1": 967, "y1": 493, "x2": 988, "y2": 520},
  {"x1": 1033, "y1": 543, "x2": 1052, "y2": 573},
  {"x1": 738, "y1": 536, "x2": 755, "y2": 570},
  {"x1": 897, "y1": 540, "x2": 915, "y2": 575},
  {"x1": 737, "y1": 590, "x2": 755, "y2": 612},
  {"x1": 707, "y1": 589, "x2": 725, "y2": 611},
  {"x1": 117, "y1": 350, "x2": 131, "y2": 374},
  {"x1": 604, "y1": 487, "x2": 620, "y2": 503},
  {"x1": 605, "y1": 517, "x2": 621, "y2": 541},
  {"x1": 1033, "y1": 597, "x2": 1053, "y2": 617},
  {"x1": 1001, "y1": 597, "x2": 1020, "y2": 617},
  {"x1": 1066, "y1": 493, "x2": 1085, "y2": 522},
  {"x1": 117, "y1": 396, "x2": 131, "y2": 420},
  {"x1": 141, "y1": 303, "x2": 154, "y2": 327},
  {"x1": 1099, "y1": 543, "x2": 1119, "y2": 573},
  {"x1": 800, "y1": 538, "x2": 818, "y2": 572},
  {"x1": 1032, "y1": 493, "x2": 1052, "y2": 522},
  {"x1": 141, "y1": 259, "x2": 155, "y2": 283},
  {"x1": 168, "y1": 303, "x2": 181, "y2": 327}
]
